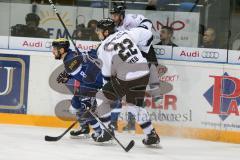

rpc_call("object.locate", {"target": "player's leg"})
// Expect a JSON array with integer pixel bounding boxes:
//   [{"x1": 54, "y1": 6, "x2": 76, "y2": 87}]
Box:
[
  {"x1": 69, "y1": 96, "x2": 90, "y2": 137},
  {"x1": 69, "y1": 96, "x2": 101, "y2": 137},
  {"x1": 124, "y1": 74, "x2": 160, "y2": 145},
  {"x1": 123, "y1": 112, "x2": 136, "y2": 131},
  {"x1": 92, "y1": 81, "x2": 120, "y2": 142},
  {"x1": 127, "y1": 105, "x2": 160, "y2": 145},
  {"x1": 110, "y1": 98, "x2": 122, "y2": 130}
]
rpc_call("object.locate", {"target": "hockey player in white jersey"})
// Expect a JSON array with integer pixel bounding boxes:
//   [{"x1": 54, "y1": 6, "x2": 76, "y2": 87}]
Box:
[
  {"x1": 110, "y1": 4, "x2": 153, "y2": 31},
  {"x1": 93, "y1": 18, "x2": 160, "y2": 146},
  {"x1": 110, "y1": 4, "x2": 161, "y2": 130},
  {"x1": 110, "y1": 4, "x2": 159, "y2": 88}
]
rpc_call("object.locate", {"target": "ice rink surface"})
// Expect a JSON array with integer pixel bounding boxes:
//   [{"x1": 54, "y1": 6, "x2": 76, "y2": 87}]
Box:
[{"x1": 0, "y1": 124, "x2": 239, "y2": 160}]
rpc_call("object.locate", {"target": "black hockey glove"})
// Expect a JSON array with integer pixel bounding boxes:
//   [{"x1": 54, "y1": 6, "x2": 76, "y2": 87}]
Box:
[
  {"x1": 57, "y1": 70, "x2": 70, "y2": 83},
  {"x1": 82, "y1": 97, "x2": 97, "y2": 112}
]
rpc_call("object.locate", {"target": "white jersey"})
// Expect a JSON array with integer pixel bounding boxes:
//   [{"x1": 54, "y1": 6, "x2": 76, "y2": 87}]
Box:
[
  {"x1": 97, "y1": 31, "x2": 149, "y2": 81},
  {"x1": 115, "y1": 14, "x2": 153, "y2": 54},
  {"x1": 116, "y1": 14, "x2": 152, "y2": 31},
  {"x1": 126, "y1": 27, "x2": 153, "y2": 53}
]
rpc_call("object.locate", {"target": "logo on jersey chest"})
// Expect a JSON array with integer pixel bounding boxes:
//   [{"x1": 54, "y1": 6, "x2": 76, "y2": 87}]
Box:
[{"x1": 80, "y1": 71, "x2": 87, "y2": 78}]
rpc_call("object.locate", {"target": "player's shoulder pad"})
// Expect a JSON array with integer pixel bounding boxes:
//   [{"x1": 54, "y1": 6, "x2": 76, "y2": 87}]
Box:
[{"x1": 64, "y1": 54, "x2": 83, "y2": 74}]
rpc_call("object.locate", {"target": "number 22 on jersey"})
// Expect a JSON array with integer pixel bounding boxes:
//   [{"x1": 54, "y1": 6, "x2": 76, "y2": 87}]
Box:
[{"x1": 114, "y1": 38, "x2": 139, "y2": 63}]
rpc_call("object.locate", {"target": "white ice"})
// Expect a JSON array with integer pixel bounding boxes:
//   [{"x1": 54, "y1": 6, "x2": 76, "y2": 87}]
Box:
[{"x1": 0, "y1": 124, "x2": 239, "y2": 160}]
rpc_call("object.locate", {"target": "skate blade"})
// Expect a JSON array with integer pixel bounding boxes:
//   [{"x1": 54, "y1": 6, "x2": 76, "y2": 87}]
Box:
[
  {"x1": 94, "y1": 140, "x2": 116, "y2": 146},
  {"x1": 70, "y1": 134, "x2": 90, "y2": 139},
  {"x1": 145, "y1": 143, "x2": 162, "y2": 149},
  {"x1": 93, "y1": 139, "x2": 116, "y2": 146}
]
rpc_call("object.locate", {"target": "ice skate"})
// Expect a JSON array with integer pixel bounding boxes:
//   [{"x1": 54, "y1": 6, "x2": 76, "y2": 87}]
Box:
[
  {"x1": 92, "y1": 125, "x2": 115, "y2": 142},
  {"x1": 142, "y1": 129, "x2": 160, "y2": 148},
  {"x1": 70, "y1": 124, "x2": 90, "y2": 139}
]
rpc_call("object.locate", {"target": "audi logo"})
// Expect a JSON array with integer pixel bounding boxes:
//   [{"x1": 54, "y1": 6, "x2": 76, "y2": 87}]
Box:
[
  {"x1": 201, "y1": 51, "x2": 219, "y2": 59},
  {"x1": 45, "y1": 41, "x2": 52, "y2": 48},
  {"x1": 154, "y1": 48, "x2": 165, "y2": 56}
]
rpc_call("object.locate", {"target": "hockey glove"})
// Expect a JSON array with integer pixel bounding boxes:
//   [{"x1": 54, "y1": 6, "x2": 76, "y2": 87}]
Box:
[{"x1": 57, "y1": 70, "x2": 70, "y2": 83}]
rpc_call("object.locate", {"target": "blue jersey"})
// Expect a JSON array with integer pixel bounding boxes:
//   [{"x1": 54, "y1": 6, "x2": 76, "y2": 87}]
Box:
[{"x1": 63, "y1": 49, "x2": 103, "y2": 92}]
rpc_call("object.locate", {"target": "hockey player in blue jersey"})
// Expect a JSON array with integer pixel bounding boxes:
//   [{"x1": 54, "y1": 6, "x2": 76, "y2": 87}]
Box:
[{"x1": 51, "y1": 38, "x2": 103, "y2": 138}]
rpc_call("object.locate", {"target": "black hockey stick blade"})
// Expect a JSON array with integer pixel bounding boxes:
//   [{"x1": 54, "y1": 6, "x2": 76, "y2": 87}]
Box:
[
  {"x1": 125, "y1": 140, "x2": 135, "y2": 152},
  {"x1": 45, "y1": 135, "x2": 61, "y2": 141},
  {"x1": 44, "y1": 121, "x2": 78, "y2": 142}
]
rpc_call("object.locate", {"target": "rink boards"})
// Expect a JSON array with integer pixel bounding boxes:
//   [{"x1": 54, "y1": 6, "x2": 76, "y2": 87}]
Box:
[{"x1": 1, "y1": 48, "x2": 240, "y2": 143}]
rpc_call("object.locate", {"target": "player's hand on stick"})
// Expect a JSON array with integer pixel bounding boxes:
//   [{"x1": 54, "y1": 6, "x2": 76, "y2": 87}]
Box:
[{"x1": 57, "y1": 70, "x2": 70, "y2": 83}]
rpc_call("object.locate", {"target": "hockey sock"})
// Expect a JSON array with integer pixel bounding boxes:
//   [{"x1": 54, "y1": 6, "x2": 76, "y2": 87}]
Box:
[
  {"x1": 99, "y1": 112, "x2": 111, "y2": 129},
  {"x1": 111, "y1": 99, "x2": 122, "y2": 122},
  {"x1": 128, "y1": 105, "x2": 153, "y2": 135},
  {"x1": 88, "y1": 119, "x2": 101, "y2": 133}
]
